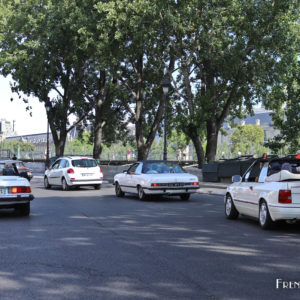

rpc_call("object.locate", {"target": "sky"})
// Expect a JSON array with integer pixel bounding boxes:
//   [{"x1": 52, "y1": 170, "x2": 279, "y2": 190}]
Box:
[{"x1": 0, "y1": 75, "x2": 48, "y2": 135}]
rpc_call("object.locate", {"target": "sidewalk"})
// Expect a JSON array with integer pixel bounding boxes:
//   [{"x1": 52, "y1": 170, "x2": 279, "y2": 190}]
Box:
[{"x1": 32, "y1": 173, "x2": 228, "y2": 196}]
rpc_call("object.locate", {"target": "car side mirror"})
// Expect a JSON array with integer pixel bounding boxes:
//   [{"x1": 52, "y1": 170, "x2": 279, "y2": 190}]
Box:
[{"x1": 232, "y1": 175, "x2": 242, "y2": 183}]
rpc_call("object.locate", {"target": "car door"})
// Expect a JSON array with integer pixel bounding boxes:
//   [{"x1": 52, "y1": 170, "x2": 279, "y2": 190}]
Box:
[
  {"x1": 48, "y1": 160, "x2": 61, "y2": 185},
  {"x1": 237, "y1": 161, "x2": 267, "y2": 217},
  {"x1": 129, "y1": 163, "x2": 143, "y2": 192},
  {"x1": 56, "y1": 159, "x2": 67, "y2": 185},
  {"x1": 233, "y1": 161, "x2": 260, "y2": 216},
  {"x1": 121, "y1": 163, "x2": 140, "y2": 193}
]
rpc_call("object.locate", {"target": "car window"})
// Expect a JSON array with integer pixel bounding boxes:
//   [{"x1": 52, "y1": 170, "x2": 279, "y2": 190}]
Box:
[
  {"x1": 143, "y1": 162, "x2": 185, "y2": 174},
  {"x1": 127, "y1": 163, "x2": 139, "y2": 174},
  {"x1": 135, "y1": 163, "x2": 142, "y2": 174},
  {"x1": 71, "y1": 159, "x2": 97, "y2": 168},
  {"x1": 52, "y1": 160, "x2": 61, "y2": 169},
  {"x1": 0, "y1": 163, "x2": 18, "y2": 176},
  {"x1": 244, "y1": 161, "x2": 260, "y2": 182},
  {"x1": 258, "y1": 162, "x2": 269, "y2": 183},
  {"x1": 59, "y1": 159, "x2": 67, "y2": 168}
]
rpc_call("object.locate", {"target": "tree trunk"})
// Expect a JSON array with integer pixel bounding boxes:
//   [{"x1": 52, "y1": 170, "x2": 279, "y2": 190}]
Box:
[
  {"x1": 93, "y1": 106, "x2": 104, "y2": 159},
  {"x1": 190, "y1": 134, "x2": 205, "y2": 168},
  {"x1": 55, "y1": 129, "x2": 67, "y2": 156},
  {"x1": 206, "y1": 119, "x2": 219, "y2": 162}
]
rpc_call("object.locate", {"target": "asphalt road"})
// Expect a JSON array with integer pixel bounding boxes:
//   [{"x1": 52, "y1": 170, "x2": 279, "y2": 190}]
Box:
[{"x1": 0, "y1": 182, "x2": 299, "y2": 300}]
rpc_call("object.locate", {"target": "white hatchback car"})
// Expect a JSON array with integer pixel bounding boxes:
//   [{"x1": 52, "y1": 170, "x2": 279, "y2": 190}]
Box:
[
  {"x1": 225, "y1": 157, "x2": 300, "y2": 229},
  {"x1": 114, "y1": 160, "x2": 199, "y2": 200},
  {"x1": 44, "y1": 156, "x2": 103, "y2": 190}
]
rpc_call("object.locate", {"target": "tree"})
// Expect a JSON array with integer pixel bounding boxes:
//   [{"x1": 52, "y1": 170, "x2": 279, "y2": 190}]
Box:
[
  {"x1": 0, "y1": 140, "x2": 35, "y2": 153},
  {"x1": 0, "y1": 0, "x2": 89, "y2": 156},
  {"x1": 231, "y1": 125, "x2": 264, "y2": 155},
  {"x1": 95, "y1": 0, "x2": 173, "y2": 160},
  {"x1": 263, "y1": 21, "x2": 300, "y2": 153},
  {"x1": 163, "y1": 0, "x2": 298, "y2": 167}
]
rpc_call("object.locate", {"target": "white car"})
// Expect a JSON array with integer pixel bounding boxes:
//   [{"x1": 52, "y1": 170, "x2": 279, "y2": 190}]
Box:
[
  {"x1": 44, "y1": 156, "x2": 103, "y2": 190},
  {"x1": 225, "y1": 157, "x2": 300, "y2": 229},
  {"x1": 0, "y1": 160, "x2": 34, "y2": 216},
  {"x1": 114, "y1": 161, "x2": 199, "y2": 200}
]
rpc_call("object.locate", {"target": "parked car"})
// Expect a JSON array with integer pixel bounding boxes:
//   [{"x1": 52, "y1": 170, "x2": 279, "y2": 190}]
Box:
[
  {"x1": 114, "y1": 160, "x2": 199, "y2": 200},
  {"x1": 44, "y1": 156, "x2": 103, "y2": 190},
  {"x1": 225, "y1": 157, "x2": 300, "y2": 229},
  {"x1": 13, "y1": 160, "x2": 33, "y2": 181},
  {"x1": 0, "y1": 160, "x2": 34, "y2": 216}
]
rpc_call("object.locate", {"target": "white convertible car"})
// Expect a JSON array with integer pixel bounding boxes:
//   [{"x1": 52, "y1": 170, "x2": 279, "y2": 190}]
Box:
[
  {"x1": 114, "y1": 161, "x2": 199, "y2": 200},
  {"x1": 225, "y1": 157, "x2": 300, "y2": 229},
  {"x1": 0, "y1": 160, "x2": 34, "y2": 216}
]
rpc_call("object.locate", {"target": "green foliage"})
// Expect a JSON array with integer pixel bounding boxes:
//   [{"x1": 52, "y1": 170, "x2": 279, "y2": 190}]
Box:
[
  {"x1": 0, "y1": 140, "x2": 35, "y2": 152},
  {"x1": 231, "y1": 125, "x2": 264, "y2": 155}
]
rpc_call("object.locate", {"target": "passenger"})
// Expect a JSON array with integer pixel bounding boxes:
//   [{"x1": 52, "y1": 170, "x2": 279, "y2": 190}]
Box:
[
  {"x1": 269, "y1": 162, "x2": 281, "y2": 176},
  {"x1": 281, "y1": 162, "x2": 292, "y2": 172}
]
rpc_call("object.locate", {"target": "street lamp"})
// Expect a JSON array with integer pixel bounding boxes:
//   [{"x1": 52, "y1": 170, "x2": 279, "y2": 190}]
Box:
[
  {"x1": 45, "y1": 103, "x2": 50, "y2": 168},
  {"x1": 161, "y1": 74, "x2": 170, "y2": 161}
]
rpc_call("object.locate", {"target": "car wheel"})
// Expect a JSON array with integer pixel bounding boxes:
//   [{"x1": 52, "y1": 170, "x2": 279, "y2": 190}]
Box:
[
  {"x1": 225, "y1": 194, "x2": 239, "y2": 219},
  {"x1": 180, "y1": 194, "x2": 190, "y2": 201},
  {"x1": 115, "y1": 182, "x2": 124, "y2": 197},
  {"x1": 138, "y1": 186, "x2": 147, "y2": 200},
  {"x1": 16, "y1": 203, "x2": 30, "y2": 216},
  {"x1": 259, "y1": 200, "x2": 274, "y2": 229},
  {"x1": 62, "y1": 178, "x2": 70, "y2": 191},
  {"x1": 44, "y1": 176, "x2": 51, "y2": 189},
  {"x1": 94, "y1": 184, "x2": 101, "y2": 190}
]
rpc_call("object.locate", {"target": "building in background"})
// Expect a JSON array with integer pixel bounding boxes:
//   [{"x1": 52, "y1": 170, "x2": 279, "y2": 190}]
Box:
[{"x1": 0, "y1": 118, "x2": 16, "y2": 141}]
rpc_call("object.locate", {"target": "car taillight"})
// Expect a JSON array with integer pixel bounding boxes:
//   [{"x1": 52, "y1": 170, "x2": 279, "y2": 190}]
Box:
[
  {"x1": 99, "y1": 167, "x2": 102, "y2": 173},
  {"x1": 11, "y1": 186, "x2": 31, "y2": 193},
  {"x1": 279, "y1": 190, "x2": 292, "y2": 204},
  {"x1": 151, "y1": 183, "x2": 159, "y2": 187},
  {"x1": 192, "y1": 182, "x2": 199, "y2": 186},
  {"x1": 67, "y1": 168, "x2": 75, "y2": 174}
]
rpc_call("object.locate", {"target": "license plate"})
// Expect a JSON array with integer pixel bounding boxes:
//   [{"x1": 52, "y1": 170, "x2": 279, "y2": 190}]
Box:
[
  {"x1": 166, "y1": 189, "x2": 186, "y2": 193},
  {"x1": 0, "y1": 188, "x2": 8, "y2": 195},
  {"x1": 81, "y1": 173, "x2": 93, "y2": 177}
]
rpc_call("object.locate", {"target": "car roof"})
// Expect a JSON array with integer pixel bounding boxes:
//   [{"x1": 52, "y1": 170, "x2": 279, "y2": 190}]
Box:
[
  {"x1": 53, "y1": 156, "x2": 95, "y2": 160},
  {"x1": 0, "y1": 160, "x2": 22, "y2": 164}
]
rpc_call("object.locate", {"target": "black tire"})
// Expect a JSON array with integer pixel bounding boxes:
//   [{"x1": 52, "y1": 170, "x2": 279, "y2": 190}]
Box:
[
  {"x1": 115, "y1": 182, "x2": 124, "y2": 197},
  {"x1": 62, "y1": 178, "x2": 70, "y2": 191},
  {"x1": 44, "y1": 176, "x2": 51, "y2": 189},
  {"x1": 180, "y1": 194, "x2": 190, "y2": 201},
  {"x1": 259, "y1": 200, "x2": 274, "y2": 229},
  {"x1": 16, "y1": 203, "x2": 30, "y2": 216},
  {"x1": 138, "y1": 186, "x2": 147, "y2": 201},
  {"x1": 94, "y1": 184, "x2": 101, "y2": 190},
  {"x1": 225, "y1": 194, "x2": 239, "y2": 219}
]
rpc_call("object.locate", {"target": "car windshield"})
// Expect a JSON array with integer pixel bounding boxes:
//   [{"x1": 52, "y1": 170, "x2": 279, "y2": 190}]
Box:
[
  {"x1": 0, "y1": 163, "x2": 18, "y2": 176},
  {"x1": 71, "y1": 159, "x2": 97, "y2": 168},
  {"x1": 143, "y1": 162, "x2": 185, "y2": 174}
]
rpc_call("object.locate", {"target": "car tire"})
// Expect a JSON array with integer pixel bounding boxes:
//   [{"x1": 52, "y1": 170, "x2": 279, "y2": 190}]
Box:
[
  {"x1": 44, "y1": 176, "x2": 51, "y2": 189},
  {"x1": 180, "y1": 194, "x2": 190, "y2": 201},
  {"x1": 138, "y1": 186, "x2": 147, "y2": 201},
  {"x1": 62, "y1": 178, "x2": 70, "y2": 191},
  {"x1": 115, "y1": 182, "x2": 124, "y2": 197},
  {"x1": 16, "y1": 203, "x2": 30, "y2": 216},
  {"x1": 94, "y1": 184, "x2": 101, "y2": 190},
  {"x1": 259, "y1": 200, "x2": 274, "y2": 229},
  {"x1": 225, "y1": 194, "x2": 239, "y2": 219}
]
